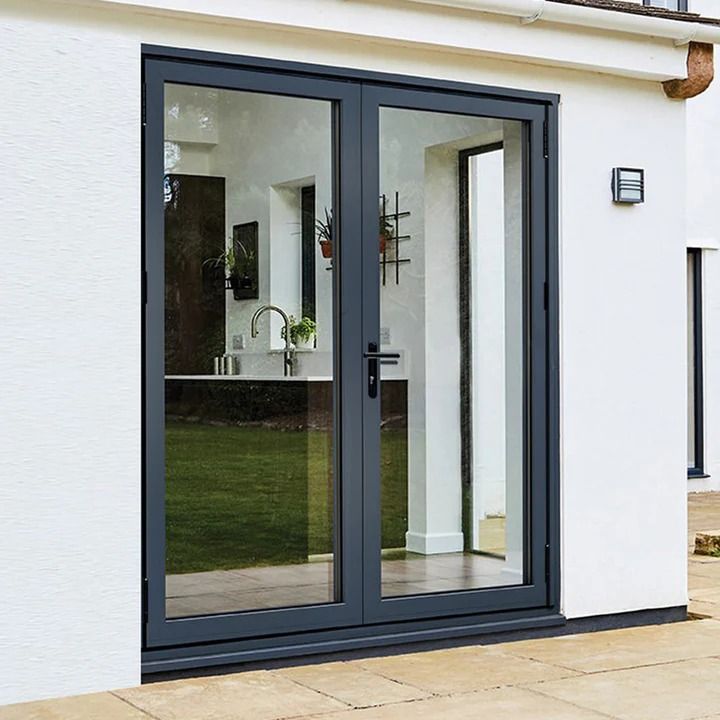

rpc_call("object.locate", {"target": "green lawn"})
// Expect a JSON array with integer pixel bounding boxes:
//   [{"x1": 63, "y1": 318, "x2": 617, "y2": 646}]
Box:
[{"x1": 166, "y1": 422, "x2": 408, "y2": 574}]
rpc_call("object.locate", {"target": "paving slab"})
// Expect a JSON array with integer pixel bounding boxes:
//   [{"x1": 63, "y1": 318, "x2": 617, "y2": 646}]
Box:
[
  {"x1": 689, "y1": 587, "x2": 720, "y2": 604},
  {"x1": 500, "y1": 619, "x2": 720, "y2": 672},
  {"x1": 531, "y1": 657, "x2": 720, "y2": 720},
  {"x1": 114, "y1": 670, "x2": 347, "y2": 720},
  {"x1": 278, "y1": 662, "x2": 431, "y2": 708},
  {"x1": 307, "y1": 685, "x2": 611, "y2": 719},
  {"x1": 689, "y1": 598, "x2": 720, "y2": 618},
  {"x1": 353, "y1": 645, "x2": 580, "y2": 694},
  {"x1": 0, "y1": 693, "x2": 149, "y2": 720}
]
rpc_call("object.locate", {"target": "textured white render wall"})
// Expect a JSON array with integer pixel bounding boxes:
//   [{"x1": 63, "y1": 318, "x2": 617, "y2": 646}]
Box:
[
  {"x1": 0, "y1": 0, "x2": 688, "y2": 705},
  {"x1": 0, "y1": 6, "x2": 142, "y2": 707},
  {"x1": 687, "y1": 0, "x2": 720, "y2": 492}
]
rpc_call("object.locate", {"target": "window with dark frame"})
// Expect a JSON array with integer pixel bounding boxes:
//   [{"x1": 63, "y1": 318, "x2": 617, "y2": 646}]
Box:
[
  {"x1": 688, "y1": 249, "x2": 704, "y2": 477},
  {"x1": 643, "y1": 0, "x2": 688, "y2": 11}
]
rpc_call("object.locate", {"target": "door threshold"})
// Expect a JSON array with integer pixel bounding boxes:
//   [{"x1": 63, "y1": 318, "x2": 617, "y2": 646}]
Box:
[{"x1": 142, "y1": 608, "x2": 564, "y2": 676}]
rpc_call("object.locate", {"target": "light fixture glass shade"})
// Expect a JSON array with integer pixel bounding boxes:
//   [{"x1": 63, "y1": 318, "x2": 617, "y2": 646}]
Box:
[{"x1": 612, "y1": 167, "x2": 644, "y2": 204}]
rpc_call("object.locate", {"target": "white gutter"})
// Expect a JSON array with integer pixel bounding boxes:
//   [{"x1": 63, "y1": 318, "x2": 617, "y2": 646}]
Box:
[{"x1": 405, "y1": 0, "x2": 720, "y2": 45}]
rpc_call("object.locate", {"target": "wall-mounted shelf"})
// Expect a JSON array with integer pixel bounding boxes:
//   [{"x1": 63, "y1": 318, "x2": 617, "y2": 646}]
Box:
[{"x1": 380, "y1": 192, "x2": 411, "y2": 286}]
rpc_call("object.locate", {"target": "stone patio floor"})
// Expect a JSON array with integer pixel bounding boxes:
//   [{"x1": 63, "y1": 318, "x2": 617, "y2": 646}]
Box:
[
  {"x1": 5, "y1": 493, "x2": 720, "y2": 720},
  {"x1": 688, "y1": 492, "x2": 720, "y2": 619}
]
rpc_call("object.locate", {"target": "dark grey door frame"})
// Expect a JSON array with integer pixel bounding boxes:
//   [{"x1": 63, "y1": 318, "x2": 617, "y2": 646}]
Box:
[{"x1": 142, "y1": 47, "x2": 560, "y2": 660}]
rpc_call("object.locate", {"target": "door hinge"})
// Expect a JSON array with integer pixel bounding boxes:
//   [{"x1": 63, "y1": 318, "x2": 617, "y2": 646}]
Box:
[
  {"x1": 543, "y1": 281, "x2": 548, "y2": 311},
  {"x1": 544, "y1": 544, "x2": 551, "y2": 581},
  {"x1": 142, "y1": 270, "x2": 148, "y2": 306},
  {"x1": 141, "y1": 83, "x2": 147, "y2": 127},
  {"x1": 543, "y1": 122, "x2": 549, "y2": 159}
]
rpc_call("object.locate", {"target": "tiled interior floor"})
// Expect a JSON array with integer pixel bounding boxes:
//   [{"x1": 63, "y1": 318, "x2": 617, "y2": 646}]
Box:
[
  {"x1": 167, "y1": 552, "x2": 515, "y2": 616},
  {"x1": 6, "y1": 494, "x2": 720, "y2": 719},
  {"x1": 688, "y1": 492, "x2": 720, "y2": 619}
]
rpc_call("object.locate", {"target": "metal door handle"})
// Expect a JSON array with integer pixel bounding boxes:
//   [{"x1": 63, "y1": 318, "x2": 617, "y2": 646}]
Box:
[
  {"x1": 365, "y1": 344, "x2": 400, "y2": 398},
  {"x1": 363, "y1": 352, "x2": 401, "y2": 360}
]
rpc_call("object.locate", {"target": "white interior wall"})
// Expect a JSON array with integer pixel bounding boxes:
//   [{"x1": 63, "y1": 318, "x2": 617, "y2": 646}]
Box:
[
  {"x1": 470, "y1": 149, "x2": 507, "y2": 549},
  {"x1": 378, "y1": 109, "x2": 507, "y2": 554},
  {"x1": 164, "y1": 88, "x2": 335, "y2": 376},
  {"x1": 0, "y1": 0, "x2": 688, "y2": 705}
]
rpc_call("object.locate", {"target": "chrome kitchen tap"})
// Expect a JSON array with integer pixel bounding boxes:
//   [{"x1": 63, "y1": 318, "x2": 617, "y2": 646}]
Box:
[{"x1": 250, "y1": 305, "x2": 295, "y2": 377}]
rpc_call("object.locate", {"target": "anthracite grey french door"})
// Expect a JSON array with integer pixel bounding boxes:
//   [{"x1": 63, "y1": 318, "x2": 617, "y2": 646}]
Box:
[{"x1": 143, "y1": 52, "x2": 556, "y2": 657}]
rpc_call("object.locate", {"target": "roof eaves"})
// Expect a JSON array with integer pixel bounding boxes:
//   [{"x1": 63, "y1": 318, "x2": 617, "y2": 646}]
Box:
[{"x1": 548, "y1": 0, "x2": 720, "y2": 26}]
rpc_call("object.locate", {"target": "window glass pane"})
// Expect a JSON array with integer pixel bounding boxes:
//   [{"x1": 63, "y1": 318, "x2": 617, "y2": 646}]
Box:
[
  {"x1": 377, "y1": 108, "x2": 526, "y2": 597},
  {"x1": 163, "y1": 83, "x2": 337, "y2": 617},
  {"x1": 688, "y1": 252, "x2": 696, "y2": 469},
  {"x1": 645, "y1": 0, "x2": 682, "y2": 10}
]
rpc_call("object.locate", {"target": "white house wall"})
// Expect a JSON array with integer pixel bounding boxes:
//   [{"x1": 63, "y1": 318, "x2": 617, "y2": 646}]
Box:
[
  {"x1": 687, "y1": 0, "x2": 720, "y2": 492},
  {"x1": 0, "y1": 0, "x2": 688, "y2": 705}
]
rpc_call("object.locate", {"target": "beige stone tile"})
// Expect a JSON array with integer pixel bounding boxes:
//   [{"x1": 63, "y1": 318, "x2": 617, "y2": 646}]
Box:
[
  {"x1": 0, "y1": 693, "x2": 149, "y2": 720},
  {"x1": 689, "y1": 563, "x2": 720, "y2": 578},
  {"x1": 689, "y1": 599, "x2": 720, "y2": 618},
  {"x1": 690, "y1": 587, "x2": 720, "y2": 603},
  {"x1": 354, "y1": 645, "x2": 579, "y2": 694},
  {"x1": 501, "y1": 619, "x2": 720, "y2": 672},
  {"x1": 115, "y1": 670, "x2": 346, "y2": 720},
  {"x1": 533, "y1": 657, "x2": 720, "y2": 720},
  {"x1": 278, "y1": 662, "x2": 430, "y2": 708},
  {"x1": 689, "y1": 574, "x2": 719, "y2": 592},
  {"x1": 311, "y1": 686, "x2": 610, "y2": 719}
]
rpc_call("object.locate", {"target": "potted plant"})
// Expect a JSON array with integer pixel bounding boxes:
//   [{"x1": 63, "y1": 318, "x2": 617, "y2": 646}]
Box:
[
  {"x1": 204, "y1": 242, "x2": 257, "y2": 300},
  {"x1": 233, "y1": 241, "x2": 257, "y2": 298},
  {"x1": 281, "y1": 315, "x2": 317, "y2": 350},
  {"x1": 317, "y1": 206, "x2": 393, "y2": 256},
  {"x1": 379, "y1": 211, "x2": 394, "y2": 255},
  {"x1": 316, "y1": 208, "x2": 333, "y2": 258}
]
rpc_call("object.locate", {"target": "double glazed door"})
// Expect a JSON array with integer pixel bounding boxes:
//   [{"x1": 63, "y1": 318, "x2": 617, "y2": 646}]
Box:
[{"x1": 143, "y1": 55, "x2": 554, "y2": 653}]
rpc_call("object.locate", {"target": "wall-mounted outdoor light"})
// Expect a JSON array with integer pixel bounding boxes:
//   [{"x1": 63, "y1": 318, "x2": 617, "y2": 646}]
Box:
[{"x1": 612, "y1": 167, "x2": 645, "y2": 204}]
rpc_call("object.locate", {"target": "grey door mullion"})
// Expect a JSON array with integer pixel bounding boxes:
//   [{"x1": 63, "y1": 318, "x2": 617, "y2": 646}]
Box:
[
  {"x1": 527, "y1": 114, "x2": 549, "y2": 593},
  {"x1": 360, "y1": 84, "x2": 382, "y2": 618},
  {"x1": 143, "y1": 61, "x2": 168, "y2": 637}
]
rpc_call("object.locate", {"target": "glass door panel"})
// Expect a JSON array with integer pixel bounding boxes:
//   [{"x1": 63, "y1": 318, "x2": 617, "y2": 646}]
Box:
[
  {"x1": 163, "y1": 84, "x2": 336, "y2": 618},
  {"x1": 377, "y1": 109, "x2": 526, "y2": 598},
  {"x1": 361, "y1": 86, "x2": 548, "y2": 623}
]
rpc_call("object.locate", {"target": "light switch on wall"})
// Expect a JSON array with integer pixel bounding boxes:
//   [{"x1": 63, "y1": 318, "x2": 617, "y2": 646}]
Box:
[{"x1": 232, "y1": 334, "x2": 246, "y2": 350}]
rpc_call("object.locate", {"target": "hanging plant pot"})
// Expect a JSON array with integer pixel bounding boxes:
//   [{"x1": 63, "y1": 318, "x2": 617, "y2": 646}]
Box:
[
  {"x1": 228, "y1": 274, "x2": 241, "y2": 301},
  {"x1": 319, "y1": 240, "x2": 333, "y2": 259},
  {"x1": 227, "y1": 274, "x2": 258, "y2": 301},
  {"x1": 379, "y1": 234, "x2": 388, "y2": 255}
]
